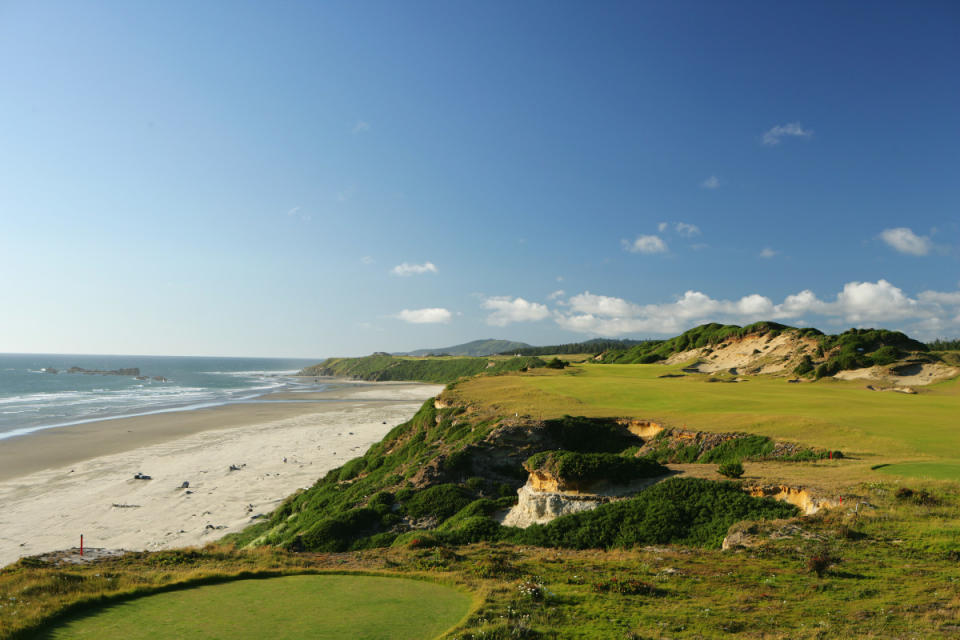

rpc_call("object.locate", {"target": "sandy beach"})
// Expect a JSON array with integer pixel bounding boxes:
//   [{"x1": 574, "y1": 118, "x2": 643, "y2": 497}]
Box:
[{"x1": 0, "y1": 381, "x2": 443, "y2": 568}]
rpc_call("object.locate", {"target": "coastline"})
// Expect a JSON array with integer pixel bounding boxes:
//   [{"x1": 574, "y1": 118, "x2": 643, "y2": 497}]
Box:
[
  {"x1": 0, "y1": 378, "x2": 422, "y2": 482},
  {"x1": 0, "y1": 380, "x2": 443, "y2": 568}
]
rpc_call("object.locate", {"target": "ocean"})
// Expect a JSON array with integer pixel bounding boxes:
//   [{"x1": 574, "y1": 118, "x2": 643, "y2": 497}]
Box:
[{"x1": 0, "y1": 354, "x2": 324, "y2": 440}]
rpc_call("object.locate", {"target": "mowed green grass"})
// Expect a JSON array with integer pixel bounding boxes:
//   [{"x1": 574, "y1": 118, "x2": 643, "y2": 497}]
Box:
[
  {"x1": 456, "y1": 364, "x2": 960, "y2": 478},
  {"x1": 43, "y1": 575, "x2": 472, "y2": 640},
  {"x1": 876, "y1": 461, "x2": 960, "y2": 480}
]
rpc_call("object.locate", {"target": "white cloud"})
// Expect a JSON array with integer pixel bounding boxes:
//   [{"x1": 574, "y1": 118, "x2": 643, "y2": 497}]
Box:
[
  {"x1": 553, "y1": 279, "x2": 960, "y2": 339},
  {"x1": 568, "y1": 292, "x2": 641, "y2": 318},
  {"x1": 674, "y1": 222, "x2": 701, "y2": 237},
  {"x1": 701, "y1": 176, "x2": 720, "y2": 189},
  {"x1": 352, "y1": 120, "x2": 371, "y2": 134},
  {"x1": 391, "y1": 262, "x2": 438, "y2": 276},
  {"x1": 547, "y1": 289, "x2": 565, "y2": 300},
  {"x1": 624, "y1": 235, "x2": 668, "y2": 254},
  {"x1": 880, "y1": 227, "x2": 932, "y2": 256},
  {"x1": 763, "y1": 122, "x2": 813, "y2": 145},
  {"x1": 918, "y1": 290, "x2": 960, "y2": 306},
  {"x1": 833, "y1": 280, "x2": 917, "y2": 322},
  {"x1": 657, "y1": 222, "x2": 669, "y2": 232},
  {"x1": 482, "y1": 297, "x2": 550, "y2": 326},
  {"x1": 395, "y1": 308, "x2": 451, "y2": 324},
  {"x1": 759, "y1": 248, "x2": 777, "y2": 259}
]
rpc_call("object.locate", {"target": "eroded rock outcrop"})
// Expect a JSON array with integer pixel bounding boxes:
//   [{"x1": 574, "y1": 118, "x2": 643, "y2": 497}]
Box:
[
  {"x1": 500, "y1": 483, "x2": 611, "y2": 527},
  {"x1": 501, "y1": 465, "x2": 672, "y2": 528},
  {"x1": 744, "y1": 484, "x2": 840, "y2": 515},
  {"x1": 618, "y1": 418, "x2": 665, "y2": 439},
  {"x1": 67, "y1": 367, "x2": 141, "y2": 376}
]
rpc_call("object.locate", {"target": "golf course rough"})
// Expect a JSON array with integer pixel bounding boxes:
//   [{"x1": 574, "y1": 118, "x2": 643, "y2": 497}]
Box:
[{"x1": 43, "y1": 574, "x2": 472, "y2": 639}]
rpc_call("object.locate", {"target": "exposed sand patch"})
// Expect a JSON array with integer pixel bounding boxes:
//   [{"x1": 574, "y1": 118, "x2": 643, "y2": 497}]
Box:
[
  {"x1": 834, "y1": 362, "x2": 958, "y2": 386},
  {"x1": 665, "y1": 332, "x2": 819, "y2": 375},
  {"x1": 0, "y1": 382, "x2": 442, "y2": 568}
]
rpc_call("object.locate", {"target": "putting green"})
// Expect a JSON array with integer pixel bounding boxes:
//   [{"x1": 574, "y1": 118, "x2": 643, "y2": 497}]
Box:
[
  {"x1": 875, "y1": 462, "x2": 960, "y2": 481},
  {"x1": 44, "y1": 574, "x2": 472, "y2": 639}
]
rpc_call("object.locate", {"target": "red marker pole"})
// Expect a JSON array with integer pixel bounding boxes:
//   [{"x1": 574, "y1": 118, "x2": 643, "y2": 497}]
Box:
[{"x1": 80, "y1": 534, "x2": 84, "y2": 556}]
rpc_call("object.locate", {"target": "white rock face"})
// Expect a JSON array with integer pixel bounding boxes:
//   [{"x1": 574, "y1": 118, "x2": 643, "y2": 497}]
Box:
[{"x1": 499, "y1": 483, "x2": 608, "y2": 528}]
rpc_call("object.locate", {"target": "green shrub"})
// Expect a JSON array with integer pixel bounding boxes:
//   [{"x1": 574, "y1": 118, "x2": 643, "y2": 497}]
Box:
[
  {"x1": 438, "y1": 497, "x2": 514, "y2": 531},
  {"x1": 368, "y1": 491, "x2": 395, "y2": 514},
  {"x1": 793, "y1": 355, "x2": 814, "y2": 376},
  {"x1": 443, "y1": 449, "x2": 473, "y2": 476},
  {"x1": 338, "y1": 457, "x2": 367, "y2": 481},
  {"x1": 525, "y1": 451, "x2": 667, "y2": 486},
  {"x1": 544, "y1": 416, "x2": 640, "y2": 453},
  {"x1": 391, "y1": 531, "x2": 440, "y2": 549},
  {"x1": 717, "y1": 462, "x2": 744, "y2": 478},
  {"x1": 404, "y1": 484, "x2": 474, "y2": 520},
  {"x1": 296, "y1": 508, "x2": 381, "y2": 552},
  {"x1": 506, "y1": 477, "x2": 797, "y2": 549},
  {"x1": 869, "y1": 345, "x2": 902, "y2": 366},
  {"x1": 698, "y1": 435, "x2": 774, "y2": 465},
  {"x1": 436, "y1": 516, "x2": 503, "y2": 545}
]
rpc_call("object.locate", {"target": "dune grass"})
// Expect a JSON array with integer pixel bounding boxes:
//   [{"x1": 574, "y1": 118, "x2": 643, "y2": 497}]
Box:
[
  {"x1": 449, "y1": 363, "x2": 960, "y2": 479},
  {"x1": 39, "y1": 574, "x2": 471, "y2": 640}
]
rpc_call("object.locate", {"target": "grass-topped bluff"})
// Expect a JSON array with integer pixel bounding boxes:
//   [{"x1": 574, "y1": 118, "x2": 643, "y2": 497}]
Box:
[
  {"x1": 298, "y1": 354, "x2": 546, "y2": 383},
  {"x1": 227, "y1": 401, "x2": 799, "y2": 554}
]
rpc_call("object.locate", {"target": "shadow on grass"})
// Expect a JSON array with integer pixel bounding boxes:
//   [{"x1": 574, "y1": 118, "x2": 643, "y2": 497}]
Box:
[{"x1": 828, "y1": 570, "x2": 869, "y2": 580}]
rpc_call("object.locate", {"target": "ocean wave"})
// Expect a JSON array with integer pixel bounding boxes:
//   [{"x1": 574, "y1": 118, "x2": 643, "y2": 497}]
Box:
[
  {"x1": 0, "y1": 364, "x2": 313, "y2": 438},
  {"x1": 199, "y1": 369, "x2": 301, "y2": 377}
]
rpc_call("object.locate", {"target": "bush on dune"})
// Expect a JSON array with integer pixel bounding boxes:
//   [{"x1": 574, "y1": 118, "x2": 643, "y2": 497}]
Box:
[{"x1": 507, "y1": 477, "x2": 797, "y2": 549}]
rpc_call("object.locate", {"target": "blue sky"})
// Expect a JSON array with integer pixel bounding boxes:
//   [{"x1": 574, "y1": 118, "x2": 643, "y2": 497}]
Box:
[{"x1": 1, "y1": 1, "x2": 958, "y2": 357}]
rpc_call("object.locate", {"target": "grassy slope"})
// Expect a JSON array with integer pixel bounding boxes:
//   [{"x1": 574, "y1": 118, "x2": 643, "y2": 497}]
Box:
[
  {"x1": 449, "y1": 363, "x2": 960, "y2": 480},
  {"x1": 41, "y1": 574, "x2": 470, "y2": 640}
]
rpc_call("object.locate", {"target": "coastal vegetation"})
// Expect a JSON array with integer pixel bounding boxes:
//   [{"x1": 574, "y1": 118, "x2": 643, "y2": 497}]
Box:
[
  {"x1": 5, "y1": 482, "x2": 960, "y2": 638},
  {"x1": 599, "y1": 322, "x2": 931, "y2": 380},
  {"x1": 927, "y1": 338, "x2": 960, "y2": 351},
  {"x1": 5, "y1": 321, "x2": 960, "y2": 638},
  {"x1": 514, "y1": 478, "x2": 796, "y2": 549},
  {"x1": 524, "y1": 450, "x2": 666, "y2": 487}
]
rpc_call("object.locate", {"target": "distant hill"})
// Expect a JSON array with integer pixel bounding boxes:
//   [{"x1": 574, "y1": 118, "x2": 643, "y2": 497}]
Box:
[
  {"x1": 398, "y1": 339, "x2": 532, "y2": 357},
  {"x1": 502, "y1": 338, "x2": 650, "y2": 357}
]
